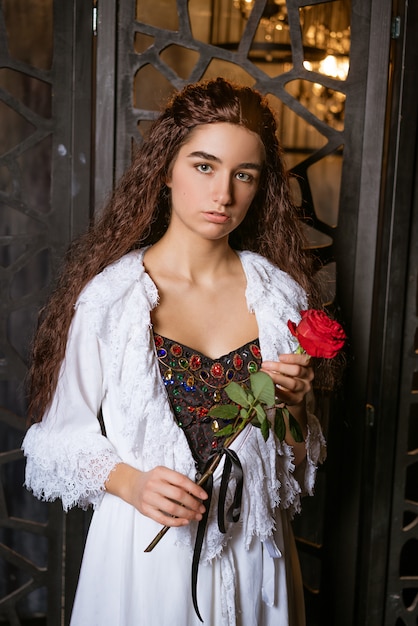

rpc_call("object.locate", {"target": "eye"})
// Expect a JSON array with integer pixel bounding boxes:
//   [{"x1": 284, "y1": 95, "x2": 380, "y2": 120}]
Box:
[
  {"x1": 236, "y1": 171, "x2": 253, "y2": 182},
  {"x1": 196, "y1": 163, "x2": 213, "y2": 173}
]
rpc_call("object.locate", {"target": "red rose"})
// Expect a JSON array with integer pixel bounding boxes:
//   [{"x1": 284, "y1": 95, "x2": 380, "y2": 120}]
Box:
[{"x1": 287, "y1": 309, "x2": 346, "y2": 359}]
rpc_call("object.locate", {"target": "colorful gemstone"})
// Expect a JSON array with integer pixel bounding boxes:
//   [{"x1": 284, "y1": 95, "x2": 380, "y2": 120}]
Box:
[
  {"x1": 211, "y1": 363, "x2": 224, "y2": 378},
  {"x1": 250, "y1": 344, "x2": 261, "y2": 358},
  {"x1": 233, "y1": 354, "x2": 243, "y2": 370},
  {"x1": 248, "y1": 361, "x2": 258, "y2": 373},
  {"x1": 226, "y1": 369, "x2": 234, "y2": 381},
  {"x1": 171, "y1": 344, "x2": 183, "y2": 357},
  {"x1": 197, "y1": 407, "x2": 209, "y2": 418},
  {"x1": 164, "y1": 368, "x2": 173, "y2": 381},
  {"x1": 200, "y1": 370, "x2": 209, "y2": 380},
  {"x1": 211, "y1": 420, "x2": 220, "y2": 433},
  {"x1": 187, "y1": 375, "x2": 195, "y2": 387},
  {"x1": 190, "y1": 355, "x2": 202, "y2": 370},
  {"x1": 157, "y1": 348, "x2": 167, "y2": 358},
  {"x1": 154, "y1": 335, "x2": 163, "y2": 348},
  {"x1": 213, "y1": 389, "x2": 221, "y2": 403},
  {"x1": 179, "y1": 357, "x2": 189, "y2": 369}
]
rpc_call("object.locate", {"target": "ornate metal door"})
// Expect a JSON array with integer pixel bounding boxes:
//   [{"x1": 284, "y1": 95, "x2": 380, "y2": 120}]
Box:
[
  {"x1": 0, "y1": 0, "x2": 93, "y2": 623},
  {"x1": 1, "y1": 1, "x2": 417, "y2": 625}
]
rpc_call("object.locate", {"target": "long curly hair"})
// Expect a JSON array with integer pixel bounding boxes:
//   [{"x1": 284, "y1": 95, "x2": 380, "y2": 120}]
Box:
[{"x1": 27, "y1": 77, "x2": 323, "y2": 423}]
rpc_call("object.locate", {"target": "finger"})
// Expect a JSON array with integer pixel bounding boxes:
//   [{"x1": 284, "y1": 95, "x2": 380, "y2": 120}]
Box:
[
  {"x1": 278, "y1": 353, "x2": 311, "y2": 366},
  {"x1": 141, "y1": 503, "x2": 195, "y2": 527},
  {"x1": 156, "y1": 467, "x2": 208, "y2": 501},
  {"x1": 143, "y1": 489, "x2": 206, "y2": 523},
  {"x1": 263, "y1": 359, "x2": 313, "y2": 380}
]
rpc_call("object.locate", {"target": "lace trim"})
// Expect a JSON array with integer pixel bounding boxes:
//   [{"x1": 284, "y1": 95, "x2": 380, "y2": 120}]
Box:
[
  {"x1": 293, "y1": 412, "x2": 327, "y2": 502},
  {"x1": 22, "y1": 425, "x2": 121, "y2": 511}
]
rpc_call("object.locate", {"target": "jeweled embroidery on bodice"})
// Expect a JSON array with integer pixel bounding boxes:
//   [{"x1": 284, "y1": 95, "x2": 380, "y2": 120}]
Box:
[{"x1": 153, "y1": 333, "x2": 262, "y2": 473}]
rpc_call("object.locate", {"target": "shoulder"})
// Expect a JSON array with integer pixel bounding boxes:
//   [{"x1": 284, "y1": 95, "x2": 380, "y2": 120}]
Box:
[
  {"x1": 75, "y1": 249, "x2": 157, "y2": 317},
  {"x1": 238, "y1": 250, "x2": 306, "y2": 306}
]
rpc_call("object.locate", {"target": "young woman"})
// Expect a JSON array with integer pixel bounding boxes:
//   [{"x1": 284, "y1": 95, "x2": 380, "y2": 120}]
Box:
[{"x1": 23, "y1": 78, "x2": 326, "y2": 625}]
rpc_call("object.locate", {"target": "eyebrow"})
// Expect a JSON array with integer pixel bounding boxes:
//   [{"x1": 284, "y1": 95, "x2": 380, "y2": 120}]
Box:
[{"x1": 187, "y1": 150, "x2": 263, "y2": 171}]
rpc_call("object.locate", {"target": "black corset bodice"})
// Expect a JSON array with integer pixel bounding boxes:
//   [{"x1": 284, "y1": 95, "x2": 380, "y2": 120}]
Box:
[{"x1": 153, "y1": 333, "x2": 262, "y2": 473}]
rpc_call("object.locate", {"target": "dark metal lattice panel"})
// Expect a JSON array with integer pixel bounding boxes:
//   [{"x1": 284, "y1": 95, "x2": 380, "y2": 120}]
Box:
[
  {"x1": 385, "y1": 169, "x2": 418, "y2": 625},
  {"x1": 381, "y1": 2, "x2": 418, "y2": 622},
  {"x1": 0, "y1": 1, "x2": 93, "y2": 623}
]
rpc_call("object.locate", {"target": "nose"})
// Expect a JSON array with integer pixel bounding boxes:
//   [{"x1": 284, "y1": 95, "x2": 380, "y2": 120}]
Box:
[{"x1": 212, "y1": 173, "x2": 233, "y2": 206}]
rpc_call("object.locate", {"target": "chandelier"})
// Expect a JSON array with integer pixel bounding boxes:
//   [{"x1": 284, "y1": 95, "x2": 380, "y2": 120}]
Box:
[{"x1": 231, "y1": 0, "x2": 350, "y2": 76}]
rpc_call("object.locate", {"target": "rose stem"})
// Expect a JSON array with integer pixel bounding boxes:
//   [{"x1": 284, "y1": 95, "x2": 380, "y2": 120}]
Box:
[{"x1": 143, "y1": 428, "x2": 245, "y2": 552}]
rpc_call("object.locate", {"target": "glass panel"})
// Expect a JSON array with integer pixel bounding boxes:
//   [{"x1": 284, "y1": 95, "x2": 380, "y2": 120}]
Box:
[
  {"x1": 0, "y1": 101, "x2": 36, "y2": 156},
  {"x1": 301, "y1": 223, "x2": 333, "y2": 249},
  {"x1": 316, "y1": 261, "x2": 337, "y2": 306},
  {"x1": 17, "y1": 135, "x2": 52, "y2": 214},
  {"x1": 2, "y1": 0, "x2": 53, "y2": 70},
  {"x1": 285, "y1": 78, "x2": 346, "y2": 131},
  {"x1": 0, "y1": 69, "x2": 52, "y2": 118},
  {"x1": 136, "y1": 0, "x2": 179, "y2": 30},
  {"x1": 302, "y1": 0, "x2": 351, "y2": 66},
  {"x1": 202, "y1": 59, "x2": 256, "y2": 85},
  {"x1": 189, "y1": 0, "x2": 215, "y2": 43},
  {"x1": 0, "y1": 242, "x2": 27, "y2": 268},
  {"x1": 308, "y1": 153, "x2": 342, "y2": 227},
  {"x1": 134, "y1": 33, "x2": 155, "y2": 54},
  {"x1": 0, "y1": 164, "x2": 12, "y2": 194},
  {"x1": 133, "y1": 64, "x2": 175, "y2": 112},
  {"x1": 160, "y1": 45, "x2": 200, "y2": 80}
]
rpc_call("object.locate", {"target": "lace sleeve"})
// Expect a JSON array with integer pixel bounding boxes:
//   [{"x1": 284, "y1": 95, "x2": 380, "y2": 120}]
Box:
[
  {"x1": 22, "y1": 427, "x2": 121, "y2": 511},
  {"x1": 293, "y1": 412, "x2": 327, "y2": 497},
  {"x1": 22, "y1": 301, "x2": 121, "y2": 511}
]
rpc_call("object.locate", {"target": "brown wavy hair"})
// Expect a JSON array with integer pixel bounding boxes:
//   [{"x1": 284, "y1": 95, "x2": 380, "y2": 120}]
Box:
[{"x1": 27, "y1": 77, "x2": 323, "y2": 423}]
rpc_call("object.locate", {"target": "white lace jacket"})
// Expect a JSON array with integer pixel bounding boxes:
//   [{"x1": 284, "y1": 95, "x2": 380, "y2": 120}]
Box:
[{"x1": 22, "y1": 248, "x2": 326, "y2": 562}]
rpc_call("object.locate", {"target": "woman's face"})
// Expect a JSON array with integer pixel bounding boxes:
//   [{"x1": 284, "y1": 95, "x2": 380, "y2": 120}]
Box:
[{"x1": 166, "y1": 122, "x2": 265, "y2": 242}]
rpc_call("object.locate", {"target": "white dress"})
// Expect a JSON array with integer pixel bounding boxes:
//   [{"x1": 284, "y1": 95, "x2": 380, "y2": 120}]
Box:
[{"x1": 22, "y1": 249, "x2": 326, "y2": 626}]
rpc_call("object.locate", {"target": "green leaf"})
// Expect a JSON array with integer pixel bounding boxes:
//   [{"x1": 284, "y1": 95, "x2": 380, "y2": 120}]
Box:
[
  {"x1": 261, "y1": 417, "x2": 270, "y2": 441},
  {"x1": 289, "y1": 411, "x2": 304, "y2": 443},
  {"x1": 274, "y1": 408, "x2": 286, "y2": 441},
  {"x1": 249, "y1": 372, "x2": 275, "y2": 407},
  {"x1": 214, "y1": 424, "x2": 235, "y2": 437},
  {"x1": 224, "y1": 382, "x2": 250, "y2": 408},
  {"x1": 208, "y1": 404, "x2": 239, "y2": 420},
  {"x1": 254, "y1": 403, "x2": 267, "y2": 423}
]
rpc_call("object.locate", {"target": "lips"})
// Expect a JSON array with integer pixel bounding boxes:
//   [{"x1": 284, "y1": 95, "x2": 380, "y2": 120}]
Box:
[{"x1": 203, "y1": 211, "x2": 230, "y2": 224}]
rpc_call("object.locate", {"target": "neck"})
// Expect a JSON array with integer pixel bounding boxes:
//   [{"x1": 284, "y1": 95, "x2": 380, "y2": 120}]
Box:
[{"x1": 144, "y1": 231, "x2": 239, "y2": 284}]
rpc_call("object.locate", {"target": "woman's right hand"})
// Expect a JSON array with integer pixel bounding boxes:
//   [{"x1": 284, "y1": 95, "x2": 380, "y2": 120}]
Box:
[{"x1": 105, "y1": 463, "x2": 208, "y2": 526}]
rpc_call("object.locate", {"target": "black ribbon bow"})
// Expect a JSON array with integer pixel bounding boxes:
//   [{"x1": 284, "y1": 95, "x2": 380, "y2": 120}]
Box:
[{"x1": 191, "y1": 447, "x2": 244, "y2": 622}]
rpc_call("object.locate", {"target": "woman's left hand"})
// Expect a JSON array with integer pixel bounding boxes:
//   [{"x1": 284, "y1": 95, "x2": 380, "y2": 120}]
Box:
[
  {"x1": 261, "y1": 353, "x2": 314, "y2": 465},
  {"x1": 261, "y1": 353, "x2": 314, "y2": 407}
]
